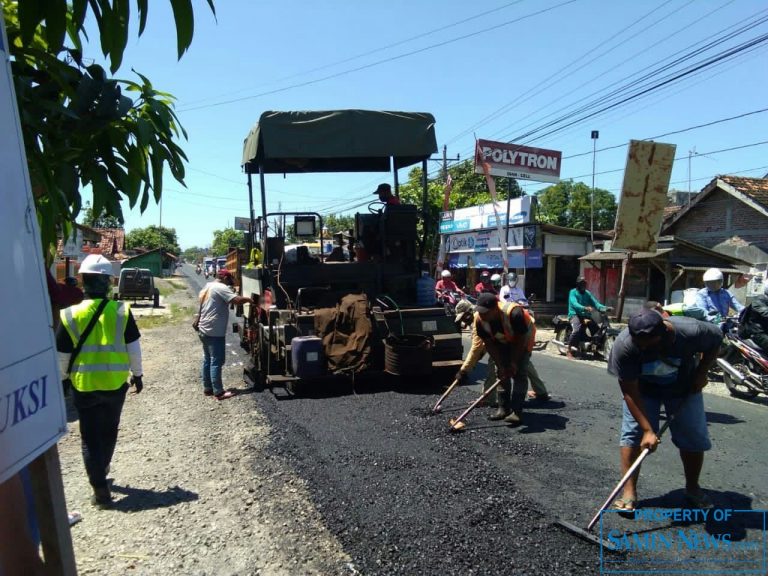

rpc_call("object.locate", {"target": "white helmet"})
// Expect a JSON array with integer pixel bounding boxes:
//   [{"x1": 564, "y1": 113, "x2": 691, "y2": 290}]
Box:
[
  {"x1": 79, "y1": 254, "x2": 114, "y2": 276},
  {"x1": 441, "y1": 270, "x2": 452, "y2": 279},
  {"x1": 703, "y1": 268, "x2": 723, "y2": 282},
  {"x1": 491, "y1": 273, "x2": 502, "y2": 284}
]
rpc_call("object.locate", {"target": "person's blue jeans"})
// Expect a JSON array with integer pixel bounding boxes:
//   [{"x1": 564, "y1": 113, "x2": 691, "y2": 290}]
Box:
[{"x1": 199, "y1": 334, "x2": 226, "y2": 394}]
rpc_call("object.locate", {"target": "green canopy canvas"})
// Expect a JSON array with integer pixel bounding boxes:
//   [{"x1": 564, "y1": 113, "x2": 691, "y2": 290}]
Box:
[{"x1": 241, "y1": 110, "x2": 437, "y2": 174}]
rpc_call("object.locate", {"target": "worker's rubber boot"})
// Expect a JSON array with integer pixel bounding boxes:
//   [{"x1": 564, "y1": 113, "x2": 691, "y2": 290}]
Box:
[
  {"x1": 504, "y1": 411, "x2": 523, "y2": 427},
  {"x1": 488, "y1": 385, "x2": 510, "y2": 421}
]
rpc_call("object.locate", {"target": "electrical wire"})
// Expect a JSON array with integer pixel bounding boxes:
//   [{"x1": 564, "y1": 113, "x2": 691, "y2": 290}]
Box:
[
  {"x1": 178, "y1": 0, "x2": 578, "y2": 113},
  {"x1": 180, "y1": 0, "x2": 528, "y2": 109}
]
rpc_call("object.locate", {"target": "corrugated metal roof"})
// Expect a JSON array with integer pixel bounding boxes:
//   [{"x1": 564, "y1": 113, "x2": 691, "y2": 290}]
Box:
[{"x1": 579, "y1": 248, "x2": 673, "y2": 261}]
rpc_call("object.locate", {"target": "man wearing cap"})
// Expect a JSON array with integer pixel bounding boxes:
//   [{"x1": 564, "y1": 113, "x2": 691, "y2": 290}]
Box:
[
  {"x1": 57, "y1": 254, "x2": 144, "y2": 508},
  {"x1": 455, "y1": 292, "x2": 535, "y2": 426},
  {"x1": 607, "y1": 308, "x2": 722, "y2": 512},
  {"x1": 197, "y1": 269, "x2": 254, "y2": 400},
  {"x1": 374, "y1": 183, "x2": 401, "y2": 206},
  {"x1": 567, "y1": 276, "x2": 608, "y2": 360}
]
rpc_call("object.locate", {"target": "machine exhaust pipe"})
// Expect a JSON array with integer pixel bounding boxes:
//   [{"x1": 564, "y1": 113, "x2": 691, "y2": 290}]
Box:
[
  {"x1": 552, "y1": 339, "x2": 567, "y2": 348},
  {"x1": 717, "y1": 358, "x2": 746, "y2": 384}
]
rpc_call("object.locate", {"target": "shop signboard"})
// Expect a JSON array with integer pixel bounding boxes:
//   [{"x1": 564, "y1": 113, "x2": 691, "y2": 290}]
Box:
[
  {"x1": 439, "y1": 196, "x2": 533, "y2": 233},
  {"x1": 474, "y1": 139, "x2": 561, "y2": 183}
]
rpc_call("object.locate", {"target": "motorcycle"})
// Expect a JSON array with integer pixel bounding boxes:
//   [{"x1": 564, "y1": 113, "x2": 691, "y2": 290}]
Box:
[
  {"x1": 195, "y1": 265, "x2": 202, "y2": 275},
  {"x1": 437, "y1": 289, "x2": 465, "y2": 317},
  {"x1": 551, "y1": 308, "x2": 619, "y2": 360},
  {"x1": 716, "y1": 327, "x2": 768, "y2": 399}
]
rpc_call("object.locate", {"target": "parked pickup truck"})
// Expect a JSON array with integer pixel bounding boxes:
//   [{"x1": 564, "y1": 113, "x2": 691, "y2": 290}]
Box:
[{"x1": 115, "y1": 268, "x2": 160, "y2": 307}]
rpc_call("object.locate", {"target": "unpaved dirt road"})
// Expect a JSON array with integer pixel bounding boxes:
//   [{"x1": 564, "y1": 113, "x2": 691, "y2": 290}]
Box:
[{"x1": 58, "y1": 266, "x2": 768, "y2": 575}]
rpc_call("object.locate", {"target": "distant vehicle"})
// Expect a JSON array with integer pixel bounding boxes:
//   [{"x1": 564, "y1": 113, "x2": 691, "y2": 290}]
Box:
[
  {"x1": 115, "y1": 268, "x2": 160, "y2": 307},
  {"x1": 216, "y1": 257, "x2": 227, "y2": 273},
  {"x1": 203, "y1": 258, "x2": 214, "y2": 276}
]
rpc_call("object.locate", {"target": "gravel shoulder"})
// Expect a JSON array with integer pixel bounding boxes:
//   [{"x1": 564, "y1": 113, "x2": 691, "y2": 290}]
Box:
[{"x1": 58, "y1": 275, "x2": 352, "y2": 575}]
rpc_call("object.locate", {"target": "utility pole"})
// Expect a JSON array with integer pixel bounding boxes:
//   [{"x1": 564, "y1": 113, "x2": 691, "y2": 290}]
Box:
[
  {"x1": 159, "y1": 196, "x2": 163, "y2": 228},
  {"x1": 591, "y1": 130, "x2": 599, "y2": 243},
  {"x1": 687, "y1": 147, "x2": 696, "y2": 205}
]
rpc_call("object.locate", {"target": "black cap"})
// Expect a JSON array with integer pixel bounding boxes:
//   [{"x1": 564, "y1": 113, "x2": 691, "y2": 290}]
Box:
[
  {"x1": 374, "y1": 183, "x2": 391, "y2": 195},
  {"x1": 628, "y1": 308, "x2": 666, "y2": 338},
  {"x1": 475, "y1": 292, "x2": 498, "y2": 314}
]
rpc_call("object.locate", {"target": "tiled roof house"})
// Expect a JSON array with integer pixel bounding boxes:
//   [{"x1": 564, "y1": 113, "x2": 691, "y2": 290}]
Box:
[{"x1": 662, "y1": 175, "x2": 768, "y2": 265}]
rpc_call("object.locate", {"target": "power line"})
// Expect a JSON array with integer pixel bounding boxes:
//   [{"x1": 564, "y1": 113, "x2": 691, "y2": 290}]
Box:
[
  {"x1": 179, "y1": 1, "x2": 527, "y2": 109},
  {"x1": 446, "y1": 0, "x2": 690, "y2": 144},
  {"x1": 178, "y1": 0, "x2": 578, "y2": 113}
]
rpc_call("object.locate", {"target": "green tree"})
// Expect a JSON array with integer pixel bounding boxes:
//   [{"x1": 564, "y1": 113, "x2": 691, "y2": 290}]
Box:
[
  {"x1": 125, "y1": 225, "x2": 181, "y2": 255},
  {"x1": 4, "y1": 0, "x2": 216, "y2": 260},
  {"x1": 211, "y1": 228, "x2": 244, "y2": 256},
  {"x1": 536, "y1": 180, "x2": 616, "y2": 230},
  {"x1": 182, "y1": 246, "x2": 208, "y2": 263},
  {"x1": 82, "y1": 202, "x2": 123, "y2": 229},
  {"x1": 323, "y1": 213, "x2": 355, "y2": 235},
  {"x1": 397, "y1": 159, "x2": 524, "y2": 262}
]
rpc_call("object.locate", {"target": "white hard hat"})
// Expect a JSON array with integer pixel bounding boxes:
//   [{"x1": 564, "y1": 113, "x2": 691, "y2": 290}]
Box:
[
  {"x1": 441, "y1": 270, "x2": 451, "y2": 278},
  {"x1": 703, "y1": 268, "x2": 723, "y2": 282},
  {"x1": 79, "y1": 254, "x2": 114, "y2": 276}
]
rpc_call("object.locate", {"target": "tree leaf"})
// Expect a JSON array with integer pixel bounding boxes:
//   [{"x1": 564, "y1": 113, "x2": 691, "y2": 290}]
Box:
[
  {"x1": 44, "y1": 0, "x2": 68, "y2": 52},
  {"x1": 169, "y1": 0, "x2": 194, "y2": 59},
  {"x1": 136, "y1": 0, "x2": 148, "y2": 35},
  {"x1": 18, "y1": 0, "x2": 46, "y2": 47}
]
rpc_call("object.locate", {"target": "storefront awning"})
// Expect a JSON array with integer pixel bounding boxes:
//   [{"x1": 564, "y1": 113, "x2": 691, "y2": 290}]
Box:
[
  {"x1": 447, "y1": 249, "x2": 543, "y2": 269},
  {"x1": 579, "y1": 249, "x2": 673, "y2": 261}
]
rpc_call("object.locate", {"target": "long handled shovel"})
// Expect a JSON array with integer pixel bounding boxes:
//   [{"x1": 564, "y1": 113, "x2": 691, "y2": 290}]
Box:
[
  {"x1": 432, "y1": 378, "x2": 460, "y2": 414},
  {"x1": 556, "y1": 399, "x2": 684, "y2": 547},
  {"x1": 448, "y1": 379, "x2": 501, "y2": 432}
]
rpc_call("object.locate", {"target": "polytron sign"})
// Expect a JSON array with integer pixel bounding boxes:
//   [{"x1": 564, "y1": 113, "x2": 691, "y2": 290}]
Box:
[{"x1": 475, "y1": 138, "x2": 561, "y2": 183}]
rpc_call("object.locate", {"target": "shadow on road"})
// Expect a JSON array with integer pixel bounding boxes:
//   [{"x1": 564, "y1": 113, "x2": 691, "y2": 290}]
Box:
[
  {"x1": 705, "y1": 411, "x2": 745, "y2": 425},
  {"x1": 519, "y1": 412, "x2": 569, "y2": 433},
  {"x1": 110, "y1": 483, "x2": 198, "y2": 513}
]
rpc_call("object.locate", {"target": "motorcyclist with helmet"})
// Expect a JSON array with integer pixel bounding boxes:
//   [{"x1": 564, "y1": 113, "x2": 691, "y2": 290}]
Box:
[
  {"x1": 568, "y1": 275, "x2": 609, "y2": 360},
  {"x1": 435, "y1": 269, "x2": 465, "y2": 297},
  {"x1": 474, "y1": 270, "x2": 495, "y2": 295},
  {"x1": 694, "y1": 267, "x2": 744, "y2": 324},
  {"x1": 738, "y1": 283, "x2": 768, "y2": 354},
  {"x1": 499, "y1": 272, "x2": 527, "y2": 305}
]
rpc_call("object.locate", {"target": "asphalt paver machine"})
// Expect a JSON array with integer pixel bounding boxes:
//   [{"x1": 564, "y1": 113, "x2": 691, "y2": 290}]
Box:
[{"x1": 237, "y1": 110, "x2": 463, "y2": 392}]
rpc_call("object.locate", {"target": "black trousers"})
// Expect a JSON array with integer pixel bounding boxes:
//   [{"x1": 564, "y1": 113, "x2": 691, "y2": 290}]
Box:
[{"x1": 72, "y1": 383, "x2": 128, "y2": 489}]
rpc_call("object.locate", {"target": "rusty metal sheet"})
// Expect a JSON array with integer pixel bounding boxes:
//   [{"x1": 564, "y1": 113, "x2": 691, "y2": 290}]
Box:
[{"x1": 613, "y1": 140, "x2": 676, "y2": 252}]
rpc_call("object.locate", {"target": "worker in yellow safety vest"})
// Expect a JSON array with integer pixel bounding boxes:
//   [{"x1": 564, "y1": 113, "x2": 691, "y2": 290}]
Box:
[
  {"x1": 57, "y1": 254, "x2": 144, "y2": 509},
  {"x1": 455, "y1": 292, "x2": 535, "y2": 427}
]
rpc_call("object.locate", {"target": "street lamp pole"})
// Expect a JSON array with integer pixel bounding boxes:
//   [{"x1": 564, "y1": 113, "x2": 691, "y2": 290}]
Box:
[{"x1": 590, "y1": 130, "x2": 599, "y2": 244}]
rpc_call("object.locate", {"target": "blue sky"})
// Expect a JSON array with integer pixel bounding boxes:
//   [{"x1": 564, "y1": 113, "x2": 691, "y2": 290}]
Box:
[{"x1": 97, "y1": 0, "x2": 768, "y2": 249}]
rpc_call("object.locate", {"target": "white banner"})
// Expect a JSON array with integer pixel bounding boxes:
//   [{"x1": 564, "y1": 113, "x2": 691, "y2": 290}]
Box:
[
  {"x1": 439, "y1": 196, "x2": 533, "y2": 233},
  {"x1": 445, "y1": 226, "x2": 536, "y2": 253},
  {"x1": 0, "y1": 21, "x2": 67, "y2": 483}
]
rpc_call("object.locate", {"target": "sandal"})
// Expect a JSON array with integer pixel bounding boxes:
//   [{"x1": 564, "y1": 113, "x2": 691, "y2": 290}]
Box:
[
  {"x1": 612, "y1": 497, "x2": 637, "y2": 513},
  {"x1": 215, "y1": 390, "x2": 235, "y2": 400},
  {"x1": 684, "y1": 490, "x2": 713, "y2": 509}
]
